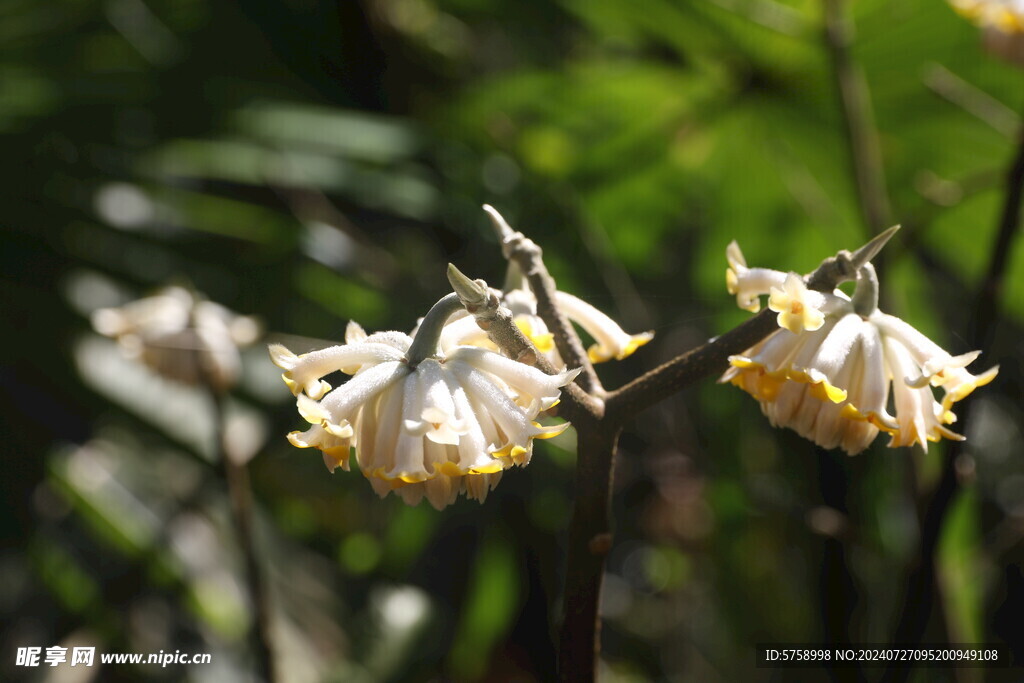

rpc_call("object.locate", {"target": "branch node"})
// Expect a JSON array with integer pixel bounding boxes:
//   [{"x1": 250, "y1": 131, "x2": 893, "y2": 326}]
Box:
[{"x1": 588, "y1": 533, "x2": 613, "y2": 557}]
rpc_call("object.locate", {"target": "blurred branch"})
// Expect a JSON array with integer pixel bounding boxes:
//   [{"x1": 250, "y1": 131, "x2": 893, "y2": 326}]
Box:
[
  {"x1": 883, "y1": 105, "x2": 1024, "y2": 682},
  {"x1": 899, "y1": 167, "x2": 1002, "y2": 252},
  {"x1": 815, "y1": 448, "x2": 865, "y2": 683},
  {"x1": 971, "y1": 115, "x2": 1024, "y2": 351},
  {"x1": 823, "y1": 0, "x2": 892, "y2": 237},
  {"x1": 924, "y1": 63, "x2": 1020, "y2": 140},
  {"x1": 556, "y1": 192, "x2": 653, "y2": 332},
  {"x1": 269, "y1": 179, "x2": 398, "y2": 287},
  {"x1": 206, "y1": 385, "x2": 278, "y2": 683}
]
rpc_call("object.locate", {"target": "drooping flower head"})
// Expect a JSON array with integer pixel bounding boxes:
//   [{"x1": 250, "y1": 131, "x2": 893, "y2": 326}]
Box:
[
  {"x1": 92, "y1": 286, "x2": 260, "y2": 391},
  {"x1": 271, "y1": 293, "x2": 579, "y2": 510},
  {"x1": 720, "y1": 243, "x2": 998, "y2": 454}
]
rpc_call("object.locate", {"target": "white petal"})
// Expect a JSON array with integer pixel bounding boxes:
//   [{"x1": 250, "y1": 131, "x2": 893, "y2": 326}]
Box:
[
  {"x1": 883, "y1": 338, "x2": 933, "y2": 450},
  {"x1": 553, "y1": 291, "x2": 653, "y2": 362},
  {"x1": 271, "y1": 342, "x2": 406, "y2": 397},
  {"x1": 806, "y1": 313, "x2": 863, "y2": 381},
  {"x1": 873, "y1": 313, "x2": 950, "y2": 371},
  {"x1": 319, "y1": 361, "x2": 408, "y2": 425},
  {"x1": 417, "y1": 359, "x2": 464, "y2": 445},
  {"x1": 450, "y1": 361, "x2": 538, "y2": 449},
  {"x1": 345, "y1": 321, "x2": 368, "y2": 344},
  {"x1": 447, "y1": 346, "x2": 578, "y2": 413},
  {"x1": 359, "y1": 378, "x2": 405, "y2": 473},
  {"x1": 399, "y1": 367, "x2": 429, "y2": 436},
  {"x1": 439, "y1": 316, "x2": 491, "y2": 352},
  {"x1": 442, "y1": 370, "x2": 503, "y2": 472}
]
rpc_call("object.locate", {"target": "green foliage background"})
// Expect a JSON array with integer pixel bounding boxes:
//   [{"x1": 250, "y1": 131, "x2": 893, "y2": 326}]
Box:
[{"x1": 1, "y1": 0, "x2": 1022, "y2": 681}]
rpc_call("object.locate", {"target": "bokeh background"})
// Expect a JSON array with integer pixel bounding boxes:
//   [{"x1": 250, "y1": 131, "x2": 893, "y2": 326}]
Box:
[{"x1": 2, "y1": 0, "x2": 1023, "y2": 681}]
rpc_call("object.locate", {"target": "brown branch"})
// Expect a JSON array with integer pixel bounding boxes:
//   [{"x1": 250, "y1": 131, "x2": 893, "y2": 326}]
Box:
[
  {"x1": 558, "y1": 423, "x2": 621, "y2": 682},
  {"x1": 823, "y1": 0, "x2": 892, "y2": 237},
  {"x1": 485, "y1": 206, "x2": 604, "y2": 396},
  {"x1": 605, "y1": 309, "x2": 778, "y2": 423},
  {"x1": 972, "y1": 116, "x2": 1024, "y2": 351},
  {"x1": 447, "y1": 265, "x2": 603, "y2": 423}
]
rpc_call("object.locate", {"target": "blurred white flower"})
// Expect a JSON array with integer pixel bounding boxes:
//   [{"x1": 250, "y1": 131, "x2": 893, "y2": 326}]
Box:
[
  {"x1": 270, "y1": 326, "x2": 578, "y2": 509},
  {"x1": 92, "y1": 286, "x2": 260, "y2": 391},
  {"x1": 720, "y1": 245, "x2": 998, "y2": 454},
  {"x1": 951, "y1": 0, "x2": 1024, "y2": 31}
]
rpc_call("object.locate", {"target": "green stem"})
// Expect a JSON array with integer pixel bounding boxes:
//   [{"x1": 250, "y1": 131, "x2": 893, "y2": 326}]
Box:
[
  {"x1": 405, "y1": 292, "x2": 464, "y2": 366},
  {"x1": 852, "y1": 263, "x2": 879, "y2": 316}
]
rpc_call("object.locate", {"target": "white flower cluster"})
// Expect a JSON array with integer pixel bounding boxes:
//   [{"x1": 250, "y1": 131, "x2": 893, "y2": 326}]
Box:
[
  {"x1": 721, "y1": 242, "x2": 998, "y2": 454},
  {"x1": 271, "y1": 320, "x2": 580, "y2": 509},
  {"x1": 271, "y1": 255, "x2": 655, "y2": 509},
  {"x1": 92, "y1": 286, "x2": 260, "y2": 391}
]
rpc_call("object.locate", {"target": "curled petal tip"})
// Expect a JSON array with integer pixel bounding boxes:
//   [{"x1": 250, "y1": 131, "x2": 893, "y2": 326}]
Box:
[
  {"x1": 268, "y1": 343, "x2": 298, "y2": 370},
  {"x1": 850, "y1": 225, "x2": 901, "y2": 269}
]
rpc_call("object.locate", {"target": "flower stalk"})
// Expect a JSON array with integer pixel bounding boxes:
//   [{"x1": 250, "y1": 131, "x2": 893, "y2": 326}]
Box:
[{"x1": 405, "y1": 292, "x2": 465, "y2": 367}]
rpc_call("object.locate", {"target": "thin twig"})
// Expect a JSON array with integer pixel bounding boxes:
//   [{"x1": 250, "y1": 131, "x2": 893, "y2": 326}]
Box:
[
  {"x1": 206, "y1": 387, "x2": 277, "y2": 683},
  {"x1": 823, "y1": 0, "x2": 892, "y2": 237},
  {"x1": 484, "y1": 206, "x2": 604, "y2": 396},
  {"x1": 924, "y1": 63, "x2": 1020, "y2": 140},
  {"x1": 883, "y1": 106, "x2": 1024, "y2": 683},
  {"x1": 446, "y1": 264, "x2": 603, "y2": 422}
]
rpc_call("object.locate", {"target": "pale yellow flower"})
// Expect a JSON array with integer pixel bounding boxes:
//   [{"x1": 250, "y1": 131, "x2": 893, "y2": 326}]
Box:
[
  {"x1": 951, "y1": 0, "x2": 1024, "y2": 33},
  {"x1": 720, "y1": 248, "x2": 998, "y2": 454},
  {"x1": 768, "y1": 272, "x2": 826, "y2": 334},
  {"x1": 725, "y1": 240, "x2": 788, "y2": 313}
]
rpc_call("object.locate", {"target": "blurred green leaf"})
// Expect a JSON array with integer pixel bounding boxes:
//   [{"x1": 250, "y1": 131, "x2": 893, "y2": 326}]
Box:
[{"x1": 448, "y1": 533, "x2": 520, "y2": 679}]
